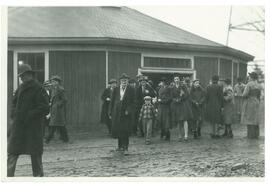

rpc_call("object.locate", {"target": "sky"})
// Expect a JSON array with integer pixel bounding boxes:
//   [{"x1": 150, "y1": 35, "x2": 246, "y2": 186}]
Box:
[{"x1": 131, "y1": 6, "x2": 265, "y2": 72}]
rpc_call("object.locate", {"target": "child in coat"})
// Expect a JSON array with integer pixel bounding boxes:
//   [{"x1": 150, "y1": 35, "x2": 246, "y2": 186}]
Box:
[{"x1": 139, "y1": 96, "x2": 156, "y2": 145}]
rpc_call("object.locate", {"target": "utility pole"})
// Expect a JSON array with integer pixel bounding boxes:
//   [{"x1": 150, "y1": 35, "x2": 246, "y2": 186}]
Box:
[{"x1": 226, "y1": 6, "x2": 233, "y2": 46}]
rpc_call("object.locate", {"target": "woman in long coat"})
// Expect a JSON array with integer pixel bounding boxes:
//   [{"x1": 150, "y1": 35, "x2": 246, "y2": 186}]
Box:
[
  {"x1": 171, "y1": 76, "x2": 193, "y2": 141},
  {"x1": 109, "y1": 73, "x2": 135, "y2": 154},
  {"x1": 222, "y1": 78, "x2": 235, "y2": 138},
  {"x1": 190, "y1": 79, "x2": 205, "y2": 138},
  {"x1": 234, "y1": 77, "x2": 245, "y2": 122},
  {"x1": 157, "y1": 78, "x2": 172, "y2": 141},
  {"x1": 205, "y1": 75, "x2": 223, "y2": 138},
  {"x1": 241, "y1": 72, "x2": 261, "y2": 139},
  {"x1": 45, "y1": 75, "x2": 68, "y2": 143}
]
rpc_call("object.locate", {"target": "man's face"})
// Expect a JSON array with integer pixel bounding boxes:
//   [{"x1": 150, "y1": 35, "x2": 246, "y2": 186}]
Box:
[
  {"x1": 141, "y1": 80, "x2": 146, "y2": 87},
  {"x1": 145, "y1": 99, "x2": 151, "y2": 104},
  {"x1": 174, "y1": 77, "x2": 180, "y2": 83},
  {"x1": 111, "y1": 82, "x2": 117, "y2": 88},
  {"x1": 19, "y1": 72, "x2": 33, "y2": 83},
  {"x1": 120, "y1": 79, "x2": 128, "y2": 87}
]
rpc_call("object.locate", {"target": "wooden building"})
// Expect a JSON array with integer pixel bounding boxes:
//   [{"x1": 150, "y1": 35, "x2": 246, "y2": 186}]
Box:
[{"x1": 8, "y1": 7, "x2": 254, "y2": 126}]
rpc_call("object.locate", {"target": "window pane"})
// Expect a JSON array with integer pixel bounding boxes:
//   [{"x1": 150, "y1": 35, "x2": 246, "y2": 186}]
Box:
[
  {"x1": 17, "y1": 53, "x2": 45, "y2": 84},
  {"x1": 144, "y1": 57, "x2": 191, "y2": 68}
]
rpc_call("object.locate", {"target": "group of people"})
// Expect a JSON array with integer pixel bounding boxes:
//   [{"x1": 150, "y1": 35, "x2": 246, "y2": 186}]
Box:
[
  {"x1": 101, "y1": 72, "x2": 262, "y2": 154},
  {"x1": 7, "y1": 63, "x2": 262, "y2": 177}
]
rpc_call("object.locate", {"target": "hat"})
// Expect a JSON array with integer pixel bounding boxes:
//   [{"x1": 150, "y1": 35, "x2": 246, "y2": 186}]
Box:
[
  {"x1": 160, "y1": 77, "x2": 167, "y2": 82},
  {"x1": 109, "y1": 78, "x2": 117, "y2": 84},
  {"x1": 144, "y1": 96, "x2": 151, "y2": 100},
  {"x1": 249, "y1": 72, "x2": 258, "y2": 80},
  {"x1": 18, "y1": 64, "x2": 35, "y2": 77},
  {"x1": 129, "y1": 79, "x2": 136, "y2": 84},
  {"x1": 224, "y1": 78, "x2": 232, "y2": 85},
  {"x1": 173, "y1": 73, "x2": 181, "y2": 78},
  {"x1": 139, "y1": 76, "x2": 147, "y2": 82},
  {"x1": 119, "y1": 73, "x2": 130, "y2": 80},
  {"x1": 193, "y1": 79, "x2": 200, "y2": 83},
  {"x1": 50, "y1": 75, "x2": 62, "y2": 82},
  {"x1": 212, "y1": 75, "x2": 219, "y2": 82}
]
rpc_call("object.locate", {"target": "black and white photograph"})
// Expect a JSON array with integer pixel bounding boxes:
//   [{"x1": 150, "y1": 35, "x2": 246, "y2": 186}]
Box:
[{"x1": 0, "y1": 0, "x2": 267, "y2": 181}]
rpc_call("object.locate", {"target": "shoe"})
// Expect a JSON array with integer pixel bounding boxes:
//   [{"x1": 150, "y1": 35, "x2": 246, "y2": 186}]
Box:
[
  {"x1": 197, "y1": 127, "x2": 201, "y2": 137},
  {"x1": 115, "y1": 147, "x2": 124, "y2": 152},
  {"x1": 184, "y1": 137, "x2": 188, "y2": 142},
  {"x1": 123, "y1": 150, "x2": 129, "y2": 156},
  {"x1": 193, "y1": 131, "x2": 198, "y2": 139}
]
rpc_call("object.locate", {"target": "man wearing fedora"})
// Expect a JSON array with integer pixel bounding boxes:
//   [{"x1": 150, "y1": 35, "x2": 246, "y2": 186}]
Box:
[
  {"x1": 100, "y1": 78, "x2": 117, "y2": 135},
  {"x1": 109, "y1": 73, "x2": 135, "y2": 155},
  {"x1": 8, "y1": 64, "x2": 50, "y2": 177},
  {"x1": 45, "y1": 75, "x2": 69, "y2": 144}
]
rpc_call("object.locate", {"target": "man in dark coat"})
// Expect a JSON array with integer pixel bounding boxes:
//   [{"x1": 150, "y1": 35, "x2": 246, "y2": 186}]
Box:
[
  {"x1": 100, "y1": 78, "x2": 117, "y2": 135},
  {"x1": 109, "y1": 73, "x2": 135, "y2": 155},
  {"x1": 8, "y1": 64, "x2": 50, "y2": 177},
  {"x1": 205, "y1": 75, "x2": 223, "y2": 138},
  {"x1": 135, "y1": 76, "x2": 156, "y2": 137}
]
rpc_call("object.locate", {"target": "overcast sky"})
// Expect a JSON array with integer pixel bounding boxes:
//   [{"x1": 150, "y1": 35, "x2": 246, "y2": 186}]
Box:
[{"x1": 131, "y1": 6, "x2": 265, "y2": 72}]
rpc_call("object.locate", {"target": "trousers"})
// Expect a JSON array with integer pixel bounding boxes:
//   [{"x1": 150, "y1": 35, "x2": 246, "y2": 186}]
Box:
[
  {"x1": 118, "y1": 136, "x2": 129, "y2": 150},
  {"x1": 46, "y1": 126, "x2": 69, "y2": 142},
  {"x1": 142, "y1": 118, "x2": 153, "y2": 142},
  {"x1": 7, "y1": 153, "x2": 43, "y2": 177}
]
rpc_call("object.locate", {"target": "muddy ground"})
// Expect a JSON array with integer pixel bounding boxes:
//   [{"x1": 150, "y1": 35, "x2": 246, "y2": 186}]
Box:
[{"x1": 13, "y1": 121, "x2": 264, "y2": 177}]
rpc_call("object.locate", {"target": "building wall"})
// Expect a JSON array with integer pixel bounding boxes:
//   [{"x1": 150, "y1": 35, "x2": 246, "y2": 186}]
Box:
[
  {"x1": 219, "y1": 58, "x2": 232, "y2": 80},
  {"x1": 108, "y1": 51, "x2": 141, "y2": 80},
  {"x1": 194, "y1": 56, "x2": 218, "y2": 87},
  {"x1": 7, "y1": 51, "x2": 14, "y2": 122},
  {"x1": 49, "y1": 51, "x2": 106, "y2": 126}
]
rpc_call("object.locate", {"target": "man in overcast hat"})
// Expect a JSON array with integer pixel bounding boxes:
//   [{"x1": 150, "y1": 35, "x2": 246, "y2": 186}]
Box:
[
  {"x1": 8, "y1": 64, "x2": 50, "y2": 177},
  {"x1": 109, "y1": 73, "x2": 135, "y2": 155}
]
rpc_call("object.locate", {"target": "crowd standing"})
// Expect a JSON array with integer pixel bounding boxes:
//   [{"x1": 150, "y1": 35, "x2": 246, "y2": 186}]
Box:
[
  {"x1": 7, "y1": 63, "x2": 263, "y2": 176},
  {"x1": 101, "y1": 72, "x2": 263, "y2": 155}
]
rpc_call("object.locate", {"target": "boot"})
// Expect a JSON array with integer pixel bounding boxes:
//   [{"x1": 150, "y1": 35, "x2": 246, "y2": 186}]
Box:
[
  {"x1": 193, "y1": 130, "x2": 198, "y2": 139},
  {"x1": 165, "y1": 131, "x2": 170, "y2": 141},
  {"x1": 228, "y1": 128, "x2": 233, "y2": 138},
  {"x1": 222, "y1": 127, "x2": 228, "y2": 137},
  {"x1": 197, "y1": 127, "x2": 201, "y2": 137}
]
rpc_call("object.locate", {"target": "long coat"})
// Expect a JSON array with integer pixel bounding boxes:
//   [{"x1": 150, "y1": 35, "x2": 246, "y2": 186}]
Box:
[
  {"x1": 205, "y1": 83, "x2": 223, "y2": 123},
  {"x1": 8, "y1": 79, "x2": 49, "y2": 155},
  {"x1": 110, "y1": 85, "x2": 135, "y2": 138},
  {"x1": 49, "y1": 86, "x2": 67, "y2": 127},
  {"x1": 234, "y1": 83, "x2": 245, "y2": 114},
  {"x1": 100, "y1": 87, "x2": 113, "y2": 124},
  {"x1": 241, "y1": 80, "x2": 261, "y2": 126},
  {"x1": 222, "y1": 86, "x2": 235, "y2": 124},
  {"x1": 171, "y1": 84, "x2": 193, "y2": 123},
  {"x1": 157, "y1": 85, "x2": 172, "y2": 130},
  {"x1": 190, "y1": 86, "x2": 206, "y2": 121}
]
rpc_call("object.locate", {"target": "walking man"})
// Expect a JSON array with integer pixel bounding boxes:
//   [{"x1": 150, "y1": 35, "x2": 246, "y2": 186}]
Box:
[
  {"x1": 7, "y1": 64, "x2": 49, "y2": 177},
  {"x1": 109, "y1": 73, "x2": 135, "y2": 155}
]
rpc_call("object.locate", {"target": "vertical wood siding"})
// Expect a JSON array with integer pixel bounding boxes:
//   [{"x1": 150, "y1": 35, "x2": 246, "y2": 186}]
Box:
[
  {"x1": 239, "y1": 63, "x2": 247, "y2": 80},
  {"x1": 194, "y1": 56, "x2": 218, "y2": 88},
  {"x1": 233, "y1": 62, "x2": 238, "y2": 85},
  {"x1": 49, "y1": 51, "x2": 106, "y2": 126},
  {"x1": 108, "y1": 51, "x2": 141, "y2": 80},
  {"x1": 219, "y1": 58, "x2": 232, "y2": 80},
  {"x1": 7, "y1": 51, "x2": 14, "y2": 121}
]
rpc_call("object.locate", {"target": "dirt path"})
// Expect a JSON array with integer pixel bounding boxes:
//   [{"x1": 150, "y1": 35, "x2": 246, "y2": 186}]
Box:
[{"x1": 13, "y1": 123, "x2": 264, "y2": 177}]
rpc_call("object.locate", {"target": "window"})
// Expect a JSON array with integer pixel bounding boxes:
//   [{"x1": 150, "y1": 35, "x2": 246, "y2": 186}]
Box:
[
  {"x1": 144, "y1": 57, "x2": 192, "y2": 69},
  {"x1": 17, "y1": 53, "x2": 45, "y2": 84}
]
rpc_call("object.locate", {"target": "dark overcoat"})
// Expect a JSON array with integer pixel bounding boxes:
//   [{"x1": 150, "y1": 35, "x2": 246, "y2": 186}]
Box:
[
  {"x1": 110, "y1": 85, "x2": 135, "y2": 138},
  {"x1": 8, "y1": 79, "x2": 49, "y2": 155},
  {"x1": 205, "y1": 83, "x2": 223, "y2": 123},
  {"x1": 171, "y1": 85, "x2": 193, "y2": 123},
  {"x1": 49, "y1": 86, "x2": 67, "y2": 127},
  {"x1": 100, "y1": 87, "x2": 113, "y2": 124},
  {"x1": 157, "y1": 85, "x2": 172, "y2": 130},
  {"x1": 190, "y1": 86, "x2": 206, "y2": 121}
]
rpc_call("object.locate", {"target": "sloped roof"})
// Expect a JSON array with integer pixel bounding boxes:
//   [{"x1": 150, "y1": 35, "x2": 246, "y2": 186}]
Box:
[{"x1": 8, "y1": 6, "x2": 254, "y2": 61}]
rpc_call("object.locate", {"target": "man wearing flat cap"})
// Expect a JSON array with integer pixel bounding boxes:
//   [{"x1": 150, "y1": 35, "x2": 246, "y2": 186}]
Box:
[
  {"x1": 100, "y1": 78, "x2": 117, "y2": 135},
  {"x1": 8, "y1": 64, "x2": 50, "y2": 177},
  {"x1": 109, "y1": 73, "x2": 135, "y2": 155}
]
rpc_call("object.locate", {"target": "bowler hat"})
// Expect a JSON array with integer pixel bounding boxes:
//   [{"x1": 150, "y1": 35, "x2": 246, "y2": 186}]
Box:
[
  {"x1": 50, "y1": 75, "x2": 62, "y2": 83},
  {"x1": 224, "y1": 78, "x2": 232, "y2": 85},
  {"x1": 249, "y1": 72, "x2": 258, "y2": 80},
  {"x1": 119, "y1": 73, "x2": 130, "y2": 80},
  {"x1": 109, "y1": 78, "x2": 117, "y2": 84},
  {"x1": 18, "y1": 64, "x2": 35, "y2": 77},
  {"x1": 212, "y1": 75, "x2": 219, "y2": 82},
  {"x1": 144, "y1": 96, "x2": 151, "y2": 100}
]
